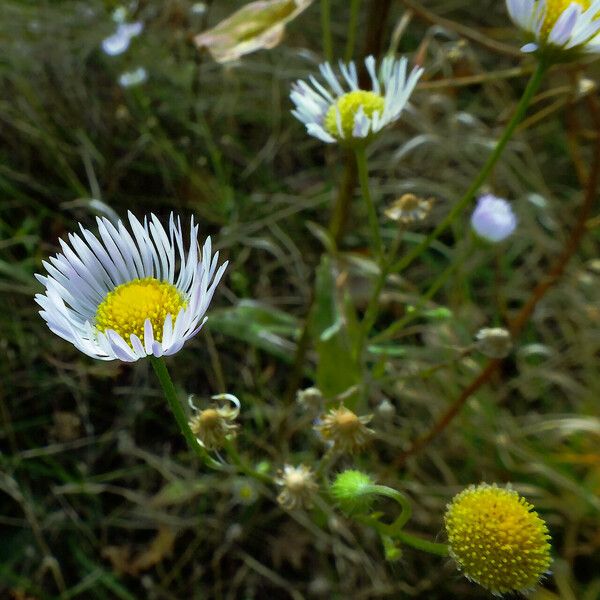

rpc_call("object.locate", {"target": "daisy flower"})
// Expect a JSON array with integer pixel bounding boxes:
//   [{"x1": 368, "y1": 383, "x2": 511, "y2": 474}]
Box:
[
  {"x1": 35, "y1": 212, "x2": 227, "y2": 362},
  {"x1": 507, "y1": 0, "x2": 600, "y2": 55},
  {"x1": 290, "y1": 55, "x2": 423, "y2": 145}
]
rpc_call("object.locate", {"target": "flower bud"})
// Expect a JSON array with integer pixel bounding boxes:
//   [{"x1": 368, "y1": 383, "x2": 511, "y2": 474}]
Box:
[
  {"x1": 330, "y1": 470, "x2": 375, "y2": 515},
  {"x1": 471, "y1": 194, "x2": 517, "y2": 242}
]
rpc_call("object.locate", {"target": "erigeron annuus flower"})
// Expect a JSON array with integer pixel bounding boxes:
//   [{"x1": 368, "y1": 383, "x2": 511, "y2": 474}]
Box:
[
  {"x1": 445, "y1": 483, "x2": 552, "y2": 595},
  {"x1": 290, "y1": 55, "x2": 423, "y2": 145},
  {"x1": 507, "y1": 0, "x2": 600, "y2": 55},
  {"x1": 35, "y1": 212, "x2": 227, "y2": 362}
]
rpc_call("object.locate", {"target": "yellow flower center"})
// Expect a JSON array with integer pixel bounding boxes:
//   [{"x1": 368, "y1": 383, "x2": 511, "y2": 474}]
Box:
[
  {"x1": 445, "y1": 484, "x2": 552, "y2": 594},
  {"x1": 95, "y1": 277, "x2": 186, "y2": 345},
  {"x1": 541, "y1": 0, "x2": 590, "y2": 40},
  {"x1": 324, "y1": 90, "x2": 385, "y2": 139}
]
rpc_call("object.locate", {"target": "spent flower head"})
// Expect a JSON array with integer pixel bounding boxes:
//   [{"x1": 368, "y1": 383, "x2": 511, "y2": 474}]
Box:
[
  {"x1": 35, "y1": 212, "x2": 227, "y2": 362},
  {"x1": 445, "y1": 483, "x2": 552, "y2": 595},
  {"x1": 291, "y1": 55, "x2": 423, "y2": 146},
  {"x1": 189, "y1": 393, "x2": 240, "y2": 450},
  {"x1": 276, "y1": 464, "x2": 319, "y2": 510},
  {"x1": 507, "y1": 0, "x2": 600, "y2": 57},
  {"x1": 475, "y1": 327, "x2": 513, "y2": 359},
  {"x1": 315, "y1": 404, "x2": 373, "y2": 453},
  {"x1": 384, "y1": 193, "x2": 433, "y2": 225},
  {"x1": 471, "y1": 194, "x2": 517, "y2": 242}
]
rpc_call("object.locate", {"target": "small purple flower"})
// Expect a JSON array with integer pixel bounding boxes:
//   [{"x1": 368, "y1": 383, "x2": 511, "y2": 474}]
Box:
[
  {"x1": 471, "y1": 194, "x2": 517, "y2": 242},
  {"x1": 101, "y1": 22, "x2": 143, "y2": 56}
]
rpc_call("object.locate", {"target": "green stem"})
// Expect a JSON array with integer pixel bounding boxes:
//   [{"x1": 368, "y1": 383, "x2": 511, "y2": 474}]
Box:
[
  {"x1": 345, "y1": 0, "x2": 362, "y2": 61},
  {"x1": 371, "y1": 484, "x2": 412, "y2": 531},
  {"x1": 390, "y1": 59, "x2": 548, "y2": 276},
  {"x1": 371, "y1": 243, "x2": 465, "y2": 344},
  {"x1": 223, "y1": 440, "x2": 272, "y2": 485},
  {"x1": 355, "y1": 146, "x2": 383, "y2": 261},
  {"x1": 395, "y1": 531, "x2": 449, "y2": 556},
  {"x1": 321, "y1": 0, "x2": 333, "y2": 61},
  {"x1": 150, "y1": 356, "x2": 223, "y2": 471}
]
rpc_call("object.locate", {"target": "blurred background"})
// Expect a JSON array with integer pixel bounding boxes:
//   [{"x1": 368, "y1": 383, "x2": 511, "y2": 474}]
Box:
[{"x1": 1, "y1": 0, "x2": 599, "y2": 598}]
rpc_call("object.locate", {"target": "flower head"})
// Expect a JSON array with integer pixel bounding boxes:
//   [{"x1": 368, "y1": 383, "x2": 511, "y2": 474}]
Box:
[
  {"x1": 445, "y1": 483, "x2": 552, "y2": 595},
  {"x1": 384, "y1": 193, "x2": 433, "y2": 225},
  {"x1": 315, "y1": 404, "x2": 373, "y2": 453},
  {"x1": 189, "y1": 393, "x2": 240, "y2": 450},
  {"x1": 35, "y1": 212, "x2": 227, "y2": 362},
  {"x1": 507, "y1": 0, "x2": 600, "y2": 56},
  {"x1": 291, "y1": 55, "x2": 423, "y2": 146},
  {"x1": 276, "y1": 464, "x2": 319, "y2": 510},
  {"x1": 471, "y1": 194, "x2": 517, "y2": 242}
]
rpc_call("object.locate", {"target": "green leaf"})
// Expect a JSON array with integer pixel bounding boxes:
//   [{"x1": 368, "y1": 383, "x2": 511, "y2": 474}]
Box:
[{"x1": 310, "y1": 256, "x2": 361, "y2": 400}]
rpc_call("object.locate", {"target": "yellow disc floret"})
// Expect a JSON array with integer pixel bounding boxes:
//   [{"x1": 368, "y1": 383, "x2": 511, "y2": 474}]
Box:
[
  {"x1": 444, "y1": 483, "x2": 552, "y2": 594},
  {"x1": 541, "y1": 0, "x2": 590, "y2": 40},
  {"x1": 324, "y1": 90, "x2": 385, "y2": 139},
  {"x1": 95, "y1": 277, "x2": 186, "y2": 345}
]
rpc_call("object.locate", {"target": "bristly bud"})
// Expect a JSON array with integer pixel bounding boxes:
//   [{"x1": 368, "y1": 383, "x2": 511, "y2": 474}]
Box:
[
  {"x1": 314, "y1": 404, "x2": 374, "y2": 453},
  {"x1": 276, "y1": 464, "x2": 319, "y2": 510},
  {"x1": 188, "y1": 393, "x2": 240, "y2": 450},
  {"x1": 384, "y1": 193, "x2": 433, "y2": 225},
  {"x1": 475, "y1": 327, "x2": 512, "y2": 359},
  {"x1": 330, "y1": 470, "x2": 375, "y2": 515}
]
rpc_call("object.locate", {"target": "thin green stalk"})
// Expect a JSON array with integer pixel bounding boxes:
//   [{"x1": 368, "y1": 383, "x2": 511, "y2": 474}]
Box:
[
  {"x1": 372, "y1": 243, "x2": 466, "y2": 344},
  {"x1": 321, "y1": 0, "x2": 333, "y2": 61},
  {"x1": 371, "y1": 484, "x2": 412, "y2": 531},
  {"x1": 345, "y1": 0, "x2": 362, "y2": 61},
  {"x1": 395, "y1": 531, "x2": 449, "y2": 556},
  {"x1": 355, "y1": 146, "x2": 383, "y2": 261},
  {"x1": 390, "y1": 60, "x2": 548, "y2": 276},
  {"x1": 150, "y1": 356, "x2": 223, "y2": 470},
  {"x1": 223, "y1": 440, "x2": 272, "y2": 485}
]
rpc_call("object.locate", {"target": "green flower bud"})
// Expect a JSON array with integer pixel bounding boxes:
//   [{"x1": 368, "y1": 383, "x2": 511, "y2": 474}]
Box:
[{"x1": 330, "y1": 470, "x2": 375, "y2": 515}]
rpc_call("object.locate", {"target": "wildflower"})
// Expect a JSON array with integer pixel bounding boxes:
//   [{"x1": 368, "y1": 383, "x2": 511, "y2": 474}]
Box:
[
  {"x1": 506, "y1": 0, "x2": 600, "y2": 56},
  {"x1": 189, "y1": 394, "x2": 240, "y2": 450},
  {"x1": 35, "y1": 212, "x2": 227, "y2": 362},
  {"x1": 330, "y1": 470, "x2": 375, "y2": 515},
  {"x1": 291, "y1": 55, "x2": 423, "y2": 146},
  {"x1": 233, "y1": 478, "x2": 258, "y2": 505},
  {"x1": 102, "y1": 21, "x2": 143, "y2": 56},
  {"x1": 471, "y1": 194, "x2": 517, "y2": 242},
  {"x1": 475, "y1": 327, "x2": 513, "y2": 359},
  {"x1": 444, "y1": 483, "x2": 552, "y2": 595},
  {"x1": 315, "y1": 404, "x2": 373, "y2": 453},
  {"x1": 119, "y1": 67, "x2": 148, "y2": 88},
  {"x1": 384, "y1": 193, "x2": 433, "y2": 225},
  {"x1": 276, "y1": 464, "x2": 319, "y2": 510}
]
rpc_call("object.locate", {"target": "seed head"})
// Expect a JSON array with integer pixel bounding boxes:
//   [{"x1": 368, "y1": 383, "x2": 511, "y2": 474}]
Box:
[
  {"x1": 315, "y1": 405, "x2": 373, "y2": 454},
  {"x1": 189, "y1": 393, "x2": 240, "y2": 450},
  {"x1": 384, "y1": 193, "x2": 433, "y2": 225},
  {"x1": 276, "y1": 464, "x2": 319, "y2": 510},
  {"x1": 475, "y1": 327, "x2": 513, "y2": 359}
]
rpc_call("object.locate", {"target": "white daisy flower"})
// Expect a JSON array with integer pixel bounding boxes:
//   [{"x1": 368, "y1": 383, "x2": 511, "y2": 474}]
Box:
[
  {"x1": 35, "y1": 212, "x2": 227, "y2": 362},
  {"x1": 507, "y1": 0, "x2": 600, "y2": 54},
  {"x1": 290, "y1": 55, "x2": 423, "y2": 145}
]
